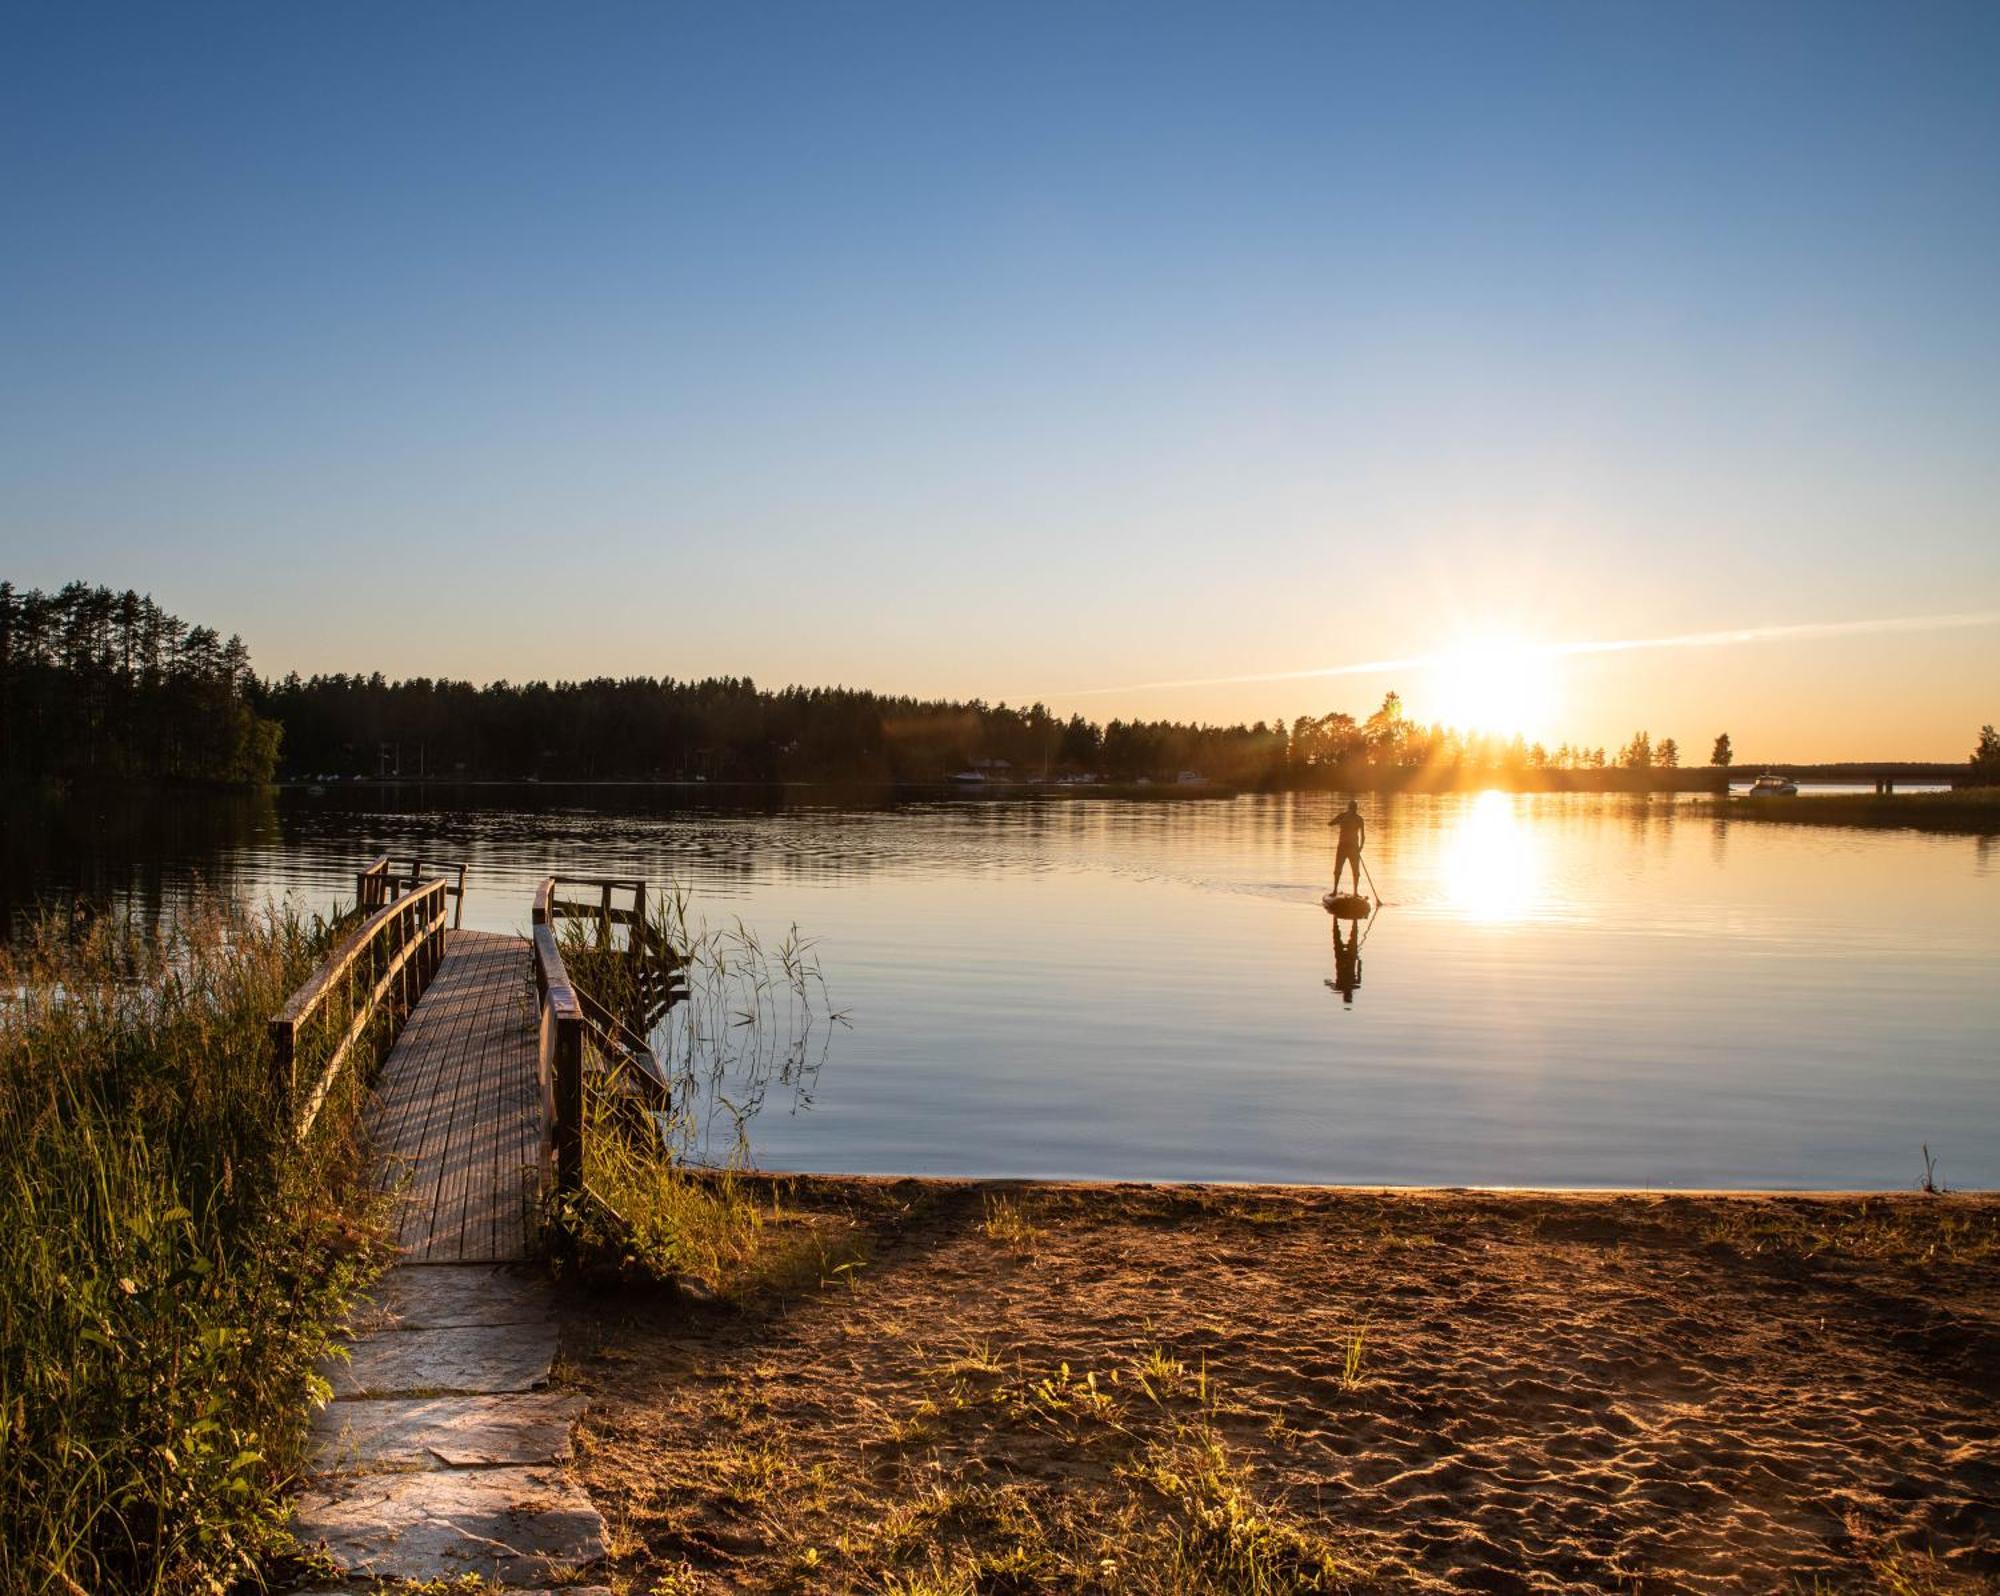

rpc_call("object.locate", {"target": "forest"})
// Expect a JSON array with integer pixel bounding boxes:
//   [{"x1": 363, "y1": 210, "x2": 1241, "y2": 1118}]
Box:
[
  {"x1": 6, "y1": 580, "x2": 1722, "y2": 789},
  {"x1": 257, "y1": 673, "x2": 1673, "y2": 787},
  {"x1": 0, "y1": 583, "x2": 281, "y2": 786}
]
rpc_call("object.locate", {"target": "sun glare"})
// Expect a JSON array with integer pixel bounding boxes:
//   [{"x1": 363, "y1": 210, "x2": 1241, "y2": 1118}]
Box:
[
  {"x1": 1441, "y1": 789, "x2": 1546, "y2": 923},
  {"x1": 1428, "y1": 638, "x2": 1557, "y2": 740}
]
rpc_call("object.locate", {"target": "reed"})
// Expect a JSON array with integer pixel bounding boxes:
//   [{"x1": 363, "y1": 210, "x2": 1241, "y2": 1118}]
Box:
[
  {"x1": 555, "y1": 890, "x2": 855, "y2": 1300},
  {"x1": 0, "y1": 901, "x2": 389, "y2": 1596}
]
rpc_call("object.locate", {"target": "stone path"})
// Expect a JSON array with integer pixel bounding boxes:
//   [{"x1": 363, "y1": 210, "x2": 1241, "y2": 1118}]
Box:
[
  {"x1": 289, "y1": 930, "x2": 608, "y2": 1591},
  {"x1": 292, "y1": 1264, "x2": 607, "y2": 1589}
]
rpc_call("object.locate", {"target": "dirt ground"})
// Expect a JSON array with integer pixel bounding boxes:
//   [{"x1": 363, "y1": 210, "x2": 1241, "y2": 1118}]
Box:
[{"x1": 562, "y1": 1182, "x2": 1999, "y2": 1595}]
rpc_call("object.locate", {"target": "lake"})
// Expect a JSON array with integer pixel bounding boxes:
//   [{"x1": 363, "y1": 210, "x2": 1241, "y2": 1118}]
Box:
[{"x1": 7, "y1": 787, "x2": 1995, "y2": 1190}]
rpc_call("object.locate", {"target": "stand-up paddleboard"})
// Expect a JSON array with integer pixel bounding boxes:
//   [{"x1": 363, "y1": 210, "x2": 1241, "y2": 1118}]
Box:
[{"x1": 1322, "y1": 892, "x2": 1371, "y2": 919}]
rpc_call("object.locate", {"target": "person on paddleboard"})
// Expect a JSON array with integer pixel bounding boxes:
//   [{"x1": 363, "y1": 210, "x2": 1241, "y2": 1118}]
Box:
[{"x1": 1329, "y1": 799, "x2": 1366, "y2": 895}]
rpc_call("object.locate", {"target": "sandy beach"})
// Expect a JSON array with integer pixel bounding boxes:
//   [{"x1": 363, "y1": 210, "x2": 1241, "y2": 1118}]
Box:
[{"x1": 562, "y1": 1181, "x2": 1997, "y2": 1593}]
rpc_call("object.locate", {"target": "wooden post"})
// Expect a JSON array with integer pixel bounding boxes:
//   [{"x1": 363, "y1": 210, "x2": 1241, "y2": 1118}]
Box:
[
  {"x1": 534, "y1": 916, "x2": 586, "y2": 1203},
  {"x1": 554, "y1": 1007, "x2": 583, "y2": 1199}
]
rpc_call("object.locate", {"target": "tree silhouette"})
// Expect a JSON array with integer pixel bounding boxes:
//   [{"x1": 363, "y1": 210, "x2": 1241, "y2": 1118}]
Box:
[
  {"x1": 0, "y1": 582, "x2": 280, "y2": 785},
  {"x1": 1711, "y1": 732, "x2": 1732, "y2": 768},
  {"x1": 1972, "y1": 725, "x2": 2000, "y2": 784}
]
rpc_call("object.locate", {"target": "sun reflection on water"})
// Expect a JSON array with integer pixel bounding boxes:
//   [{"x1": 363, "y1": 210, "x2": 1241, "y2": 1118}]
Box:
[{"x1": 1440, "y1": 789, "x2": 1546, "y2": 923}]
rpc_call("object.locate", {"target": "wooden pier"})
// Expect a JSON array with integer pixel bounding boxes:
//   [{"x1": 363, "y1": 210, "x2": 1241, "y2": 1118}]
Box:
[
  {"x1": 369, "y1": 929, "x2": 542, "y2": 1263},
  {"x1": 272, "y1": 864, "x2": 665, "y2": 1587}
]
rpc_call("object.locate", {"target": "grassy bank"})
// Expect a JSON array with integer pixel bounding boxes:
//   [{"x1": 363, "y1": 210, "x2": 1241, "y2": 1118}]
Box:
[
  {"x1": 1718, "y1": 787, "x2": 2000, "y2": 832},
  {"x1": 565, "y1": 1179, "x2": 2000, "y2": 1595},
  {"x1": 0, "y1": 903, "x2": 388, "y2": 1595}
]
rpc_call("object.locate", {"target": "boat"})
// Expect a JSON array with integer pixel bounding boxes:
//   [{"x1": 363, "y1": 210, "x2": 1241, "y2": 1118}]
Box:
[{"x1": 1744, "y1": 774, "x2": 1798, "y2": 798}]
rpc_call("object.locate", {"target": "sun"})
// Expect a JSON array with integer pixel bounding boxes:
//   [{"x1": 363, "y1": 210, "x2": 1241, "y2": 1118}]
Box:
[{"x1": 1427, "y1": 637, "x2": 1558, "y2": 739}]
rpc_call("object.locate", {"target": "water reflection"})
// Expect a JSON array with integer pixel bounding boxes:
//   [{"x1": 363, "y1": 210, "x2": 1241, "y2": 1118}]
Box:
[
  {"x1": 6, "y1": 786, "x2": 1996, "y2": 1187},
  {"x1": 1323, "y1": 913, "x2": 1372, "y2": 1007},
  {"x1": 1439, "y1": 790, "x2": 1546, "y2": 923},
  {"x1": 1, "y1": 789, "x2": 280, "y2": 937}
]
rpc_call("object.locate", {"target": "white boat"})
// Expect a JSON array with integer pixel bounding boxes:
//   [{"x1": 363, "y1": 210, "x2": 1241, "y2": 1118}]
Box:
[{"x1": 1744, "y1": 774, "x2": 1798, "y2": 797}]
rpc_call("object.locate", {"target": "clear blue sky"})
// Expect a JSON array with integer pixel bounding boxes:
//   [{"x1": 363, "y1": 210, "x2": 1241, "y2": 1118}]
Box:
[{"x1": 3, "y1": 2, "x2": 1997, "y2": 756}]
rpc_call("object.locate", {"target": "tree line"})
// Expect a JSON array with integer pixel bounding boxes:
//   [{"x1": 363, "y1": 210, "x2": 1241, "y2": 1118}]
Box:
[
  {"x1": 258, "y1": 672, "x2": 1732, "y2": 788},
  {"x1": 14, "y1": 578, "x2": 1881, "y2": 791},
  {"x1": 0, "y1": 583, "x2": 281, "y2": 786}
]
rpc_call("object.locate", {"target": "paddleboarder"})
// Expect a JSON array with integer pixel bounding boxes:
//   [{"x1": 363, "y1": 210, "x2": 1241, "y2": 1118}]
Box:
[{"x1": 1329, "y1": 799, "x2": 1366, "y2": 896}]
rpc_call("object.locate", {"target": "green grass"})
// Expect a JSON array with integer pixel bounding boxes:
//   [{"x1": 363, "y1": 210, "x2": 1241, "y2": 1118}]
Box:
[
  {"x1": 981, "y1": 1192, "x2": 1043, "y2": 1255},
  {"x1": 0, "y1": 900, "x2": 390, "y2": 1595},
  {"x1": 562, "y1": 1139, "x2": 867, "y2": 1304}
]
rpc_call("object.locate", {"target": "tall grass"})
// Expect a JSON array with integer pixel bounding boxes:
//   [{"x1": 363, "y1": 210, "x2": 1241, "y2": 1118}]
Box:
[
  {"x1": 0, "y1": 901, "x2": 387, "y2": 1595},
  {"x1": 559, "y1": 885, "x2": 842, "y2": 1163},
  {"x1": 555, "y1": 889, "x2": 854, "y2": 1299}
]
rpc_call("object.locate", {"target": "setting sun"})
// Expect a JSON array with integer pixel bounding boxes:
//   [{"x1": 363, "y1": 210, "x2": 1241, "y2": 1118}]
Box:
[{"x1": 1427, "y1": 638, "x2": 1559, "y2": 740}]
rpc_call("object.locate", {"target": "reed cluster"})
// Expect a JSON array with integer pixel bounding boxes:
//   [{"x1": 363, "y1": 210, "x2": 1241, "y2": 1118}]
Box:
[
  {"x1": 555, "y1": 891, "x2": 855, "y2": 1301},
  {"x1": 0, "y1": 902, "x2": 386, "y2": 1595}
]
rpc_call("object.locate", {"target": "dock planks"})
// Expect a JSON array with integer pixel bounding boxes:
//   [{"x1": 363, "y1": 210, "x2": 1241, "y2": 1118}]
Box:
[{"x1": 369, "y1": 930, "x2": 542, "y2": 1263}]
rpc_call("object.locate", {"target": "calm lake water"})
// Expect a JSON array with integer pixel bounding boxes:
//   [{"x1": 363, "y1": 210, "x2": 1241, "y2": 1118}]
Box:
[{"x1": 8, "y1": 788, "x2": 1996, "y2": 1190}]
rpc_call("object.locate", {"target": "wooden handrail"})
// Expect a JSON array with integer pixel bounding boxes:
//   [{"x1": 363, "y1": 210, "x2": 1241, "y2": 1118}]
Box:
[
  {"x1": 536, "y1": 875, "x2": 648, "y2": 943},
  {"x1": 532, "y1": 875, "x2": 671, "y2": 1203},
  {"x1": 359, "y1": 856, "x2": 468, "y2": 929},
  {"x1": 271, "y1": 873, "x2": 453, "y2": 1139},
  {"x1": 532, "y1": 912, "x2": 585, "y2": 1199},
  {"x1": 576, "y1": 985, "x2": 672, "y2": 1106}
]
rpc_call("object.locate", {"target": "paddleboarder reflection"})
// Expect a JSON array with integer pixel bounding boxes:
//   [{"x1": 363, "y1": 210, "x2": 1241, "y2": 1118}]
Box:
[{"x1": 1325, "y1": 917, "x2": 1364, "y2": 1006}]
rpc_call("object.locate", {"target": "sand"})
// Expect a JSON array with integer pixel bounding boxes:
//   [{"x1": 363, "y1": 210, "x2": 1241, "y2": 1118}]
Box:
[{"x1": 562, "y1": 1182, "x2": 1998, "y2": 1594}]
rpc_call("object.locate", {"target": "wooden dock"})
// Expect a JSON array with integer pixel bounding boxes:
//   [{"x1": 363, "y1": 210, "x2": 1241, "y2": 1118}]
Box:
[
  {"x1": 283, "y1": 883, "x2": 631, "y2": 1586},
  {"x1": 368, "y1": 930, "x2": 543, "y2": 1263}
]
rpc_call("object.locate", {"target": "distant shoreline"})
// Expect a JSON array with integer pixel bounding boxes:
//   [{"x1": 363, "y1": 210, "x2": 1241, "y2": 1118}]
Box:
[
  {"x1": 272, "y1": 771, "x2": 1722, "y2": 795},
  {"x1": 1712, "y1": 786, "x2": 2000, "y2": 833},
  {"x1": 263, "y1": 766, "x2": 1976, "y2": 800}
]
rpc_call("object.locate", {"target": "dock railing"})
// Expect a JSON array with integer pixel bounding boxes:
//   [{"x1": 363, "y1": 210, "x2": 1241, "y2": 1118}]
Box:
[
  {"x1": 534, "y1": 874, "x2": 648, "y2": 949},
  {"x1": 531, "y1": 876, "x2": 672, "y2": 1205},
  {"x1": 270, "y1": 874, "x2": 453, "y2": 1139},
  {"x1": 357, "y1": 854, "x2": 468, "y2": 928}
]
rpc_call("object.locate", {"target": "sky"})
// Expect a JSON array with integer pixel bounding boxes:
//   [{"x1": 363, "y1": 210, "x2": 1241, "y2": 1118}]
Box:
[{"x1": 3, "y1": 1, "x2": 1997, "y2": 760}]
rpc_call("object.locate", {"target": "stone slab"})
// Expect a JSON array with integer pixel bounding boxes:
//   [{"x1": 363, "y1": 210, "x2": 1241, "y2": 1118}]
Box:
[
  {"x1": 290, "y1": 1465, "x2": 606, "y2": 1584},
  {"x1": 347, "y1": 1264, "x2": 553, "y2": 1333},
  {"x1": 311, "y1": 1392, "x2": 585, "y2": 1472},
  {"x1": 328, "y1": 1321, "x2": 557, "y2": 1398}
]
